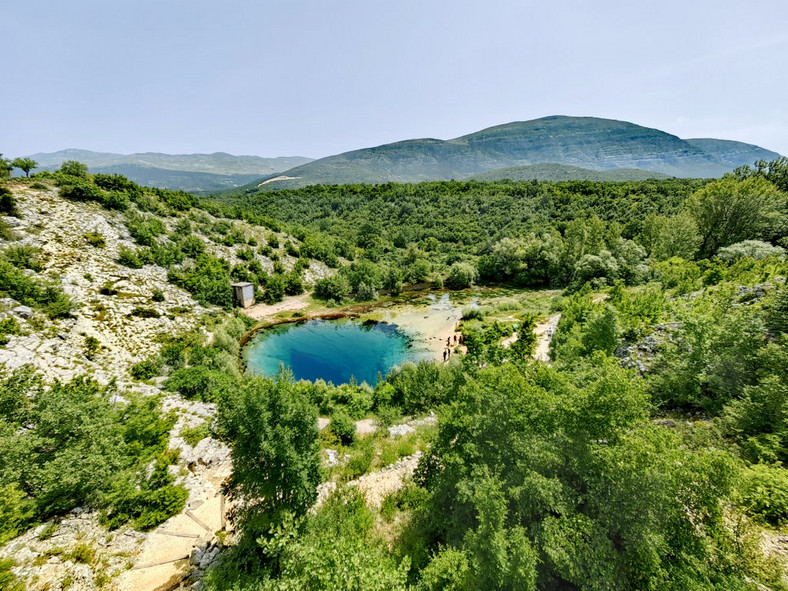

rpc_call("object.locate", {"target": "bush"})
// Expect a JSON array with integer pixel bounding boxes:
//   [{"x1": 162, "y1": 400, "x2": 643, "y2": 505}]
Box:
[
  {"x1": 739, "y1": 463, "x2": 788, "y2": 526},
  {"x1": 59, "y1": 179, "x2": 103, "y2": 203},
  {"x1": 125, "y1": 214, "x2": 166, "y2": 247},
  {"x1": 717, "y1": 240, "x2": 785, "y2": 261},
  {"x1": 168, "y1": 253, "x2": 233, "y2": 308},
  {"x1": 0, "y1": 259, "x2": 72, "y2": 318},
  {"x1": 179, "y1": 235, "x2": 206, "y2": 257},
  {"x1": 166, "y1": 366, "x2": 236, "y2": 402},
  {"x1": 130, "y1": 357, "x2": 163, "y2": 380},
  {"x1": 181, "y1": 422, "x2": 211, "y2": 447},
  {"x1": 329, "y1": 411, "x2": 356, "y2": 446},
  {"x1": 2, "y1": 245, "x2": 44, "y2": 271},
  {"x1": 0, "y1": 187, "x2": 18, "y2": 216},
  {"x1": 461, "y1": 307, "x2": 484, "y2": 321},
  {"x1": 102, "y1": 190, "x2": 130, "y2": 211},
  {"x1": 284, "y1": 272, "x2": 304, "y2": 296},
  {"x1": 130, "y1": 307, "x2": 160, "y2": 319},
  {"x1": 314, "y1": 274, "x2": 351, "y2": 301},
  {"x1": 117, "y1": 246, "x2": 143, "y2": 269},
  {"x1": 83, "y1": 232, "x2": 106, "y2": 248}
]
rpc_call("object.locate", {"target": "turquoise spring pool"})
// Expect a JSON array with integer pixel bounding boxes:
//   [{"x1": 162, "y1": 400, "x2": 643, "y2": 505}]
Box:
[{"x1": 243, "y1": 318, "x2": 431, "y2": 385}]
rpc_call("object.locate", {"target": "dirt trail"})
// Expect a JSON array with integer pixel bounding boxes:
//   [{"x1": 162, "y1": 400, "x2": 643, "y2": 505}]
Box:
[
  {"x1": 533, "y1": 313, "x2": 562, "y2": 362},
  {"x1": 242, "y1": 293, "x2": 312, "y2": 321}
]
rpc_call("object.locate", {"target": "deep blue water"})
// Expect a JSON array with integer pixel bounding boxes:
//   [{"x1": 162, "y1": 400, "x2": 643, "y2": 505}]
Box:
[{"x1": 244, "y1": 319, "x2": 429, "y2": 385}]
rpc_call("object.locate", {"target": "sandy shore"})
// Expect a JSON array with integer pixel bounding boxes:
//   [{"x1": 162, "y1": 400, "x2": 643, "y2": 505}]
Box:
[{"x1": 383, "y1": 295, "x2": 465, "y2": 362}]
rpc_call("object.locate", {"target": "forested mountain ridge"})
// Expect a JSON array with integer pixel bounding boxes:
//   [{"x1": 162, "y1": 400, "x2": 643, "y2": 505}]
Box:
[{"x1": 251, "y1": 116, "x2": 780, "y2": 189}]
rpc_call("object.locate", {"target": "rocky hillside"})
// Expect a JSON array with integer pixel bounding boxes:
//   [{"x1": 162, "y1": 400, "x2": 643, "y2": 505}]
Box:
[
  {"x1": 253, "y1": 116, "x2": 780, "y2": 190},
  {"x1": 0, "y1": 179, "x2": 329, "y2": 590}
]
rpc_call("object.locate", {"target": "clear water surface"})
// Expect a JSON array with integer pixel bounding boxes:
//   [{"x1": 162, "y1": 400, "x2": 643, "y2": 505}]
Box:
[{"x1": 244, "y1": 318, "x2": 431, "y2": 385}]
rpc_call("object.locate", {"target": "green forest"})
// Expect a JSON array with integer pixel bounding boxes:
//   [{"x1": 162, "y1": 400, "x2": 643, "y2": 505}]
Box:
[{"x1": 0, "y1": 156, "x2": 787, "y2": 589}]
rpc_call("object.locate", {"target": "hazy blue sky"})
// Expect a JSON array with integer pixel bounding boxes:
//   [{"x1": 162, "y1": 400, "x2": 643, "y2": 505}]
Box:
[{"x1": 4, "y1": 0, "x2": 787, "y2": 158}]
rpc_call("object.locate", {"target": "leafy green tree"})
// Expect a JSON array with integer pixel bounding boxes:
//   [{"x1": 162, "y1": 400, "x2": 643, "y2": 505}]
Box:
[
  {"x1": 218, "y1": 375, "x2": 320, "y2": 546},
  {"x1": 314, "y1": 274, "x2": 351, "y2": 301},
  {"x1": 639, "y1": 212, "x2": 700, "y2": 261},
  {"x1": 259, "y1": 489, "x2": 409, "y2": 590},
  {"x1": 581, "y1": 305, "x2": 622, "y2": 355},
  {"x1": 0, "y1": 155, "x2": 12, "y2": 179},
  {"x1": 58, "y1": 160, "x2": 90, "y2": 178},
  {"x1": 414, "y1": 360, "x2": 745, "y2": 590},
  {"x1": 733, "y1": 156, "x2": 788, "y2": 192},
  {"x1": 445, "y1": 261, "x2": 478, "y2": 289},
  {"x1": 686, "y1": 176, "x2": 786, "y2": 257},
  {"x1": 10, "y1": 157, "x2": 37, "y2": 177}
]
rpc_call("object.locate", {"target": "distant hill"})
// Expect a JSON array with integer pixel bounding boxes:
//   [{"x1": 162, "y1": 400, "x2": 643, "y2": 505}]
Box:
[
  {"x1": 253, "y1": 116, "x2": 780, "y2": 190},
  {"x1": 28, "y1": 150, "x2": 313, "y2": 192},
  {"x1": 684, "y1": 138, "x2": 781, "y2": 170},
  {"x1": 468, "y1": 163, "x2": 671, "y2": 182}
]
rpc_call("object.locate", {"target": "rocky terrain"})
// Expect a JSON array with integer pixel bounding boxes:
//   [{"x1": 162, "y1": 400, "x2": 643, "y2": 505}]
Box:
[{"x1": 0, "y1": 182, "x2": 330, "y2": 590}]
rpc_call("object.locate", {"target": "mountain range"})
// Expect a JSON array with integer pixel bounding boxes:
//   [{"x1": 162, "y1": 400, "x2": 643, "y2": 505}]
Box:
[
  {"x1": 26, "y1": 149, "x2": 313, "y2": 193},
  {"x1": 253, "y1": 116, "x2": 780, "y2": 190},
  {"x1": 29, "y1": 116, "x2": 781, "y2": 192}
]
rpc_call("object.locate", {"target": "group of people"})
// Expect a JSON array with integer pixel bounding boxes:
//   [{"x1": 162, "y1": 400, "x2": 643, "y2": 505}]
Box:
[{"x1": 442, "y1": 332, "x2": 464, "y2": 362}]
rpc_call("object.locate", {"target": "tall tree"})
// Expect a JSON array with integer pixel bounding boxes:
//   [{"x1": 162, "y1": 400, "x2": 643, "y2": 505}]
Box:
[
  {"x1": 0, "y1": 155, "x2": 11, "y2": 179},
  {"x1": 686, "y1": 176, "x2": 786, "y2": 257},
  {"x1": 10, "y1": 158, "x2": 37, "y2": 178},
  {"x1": 218, "y1": 374, "x2": 321, "y2": 546}
]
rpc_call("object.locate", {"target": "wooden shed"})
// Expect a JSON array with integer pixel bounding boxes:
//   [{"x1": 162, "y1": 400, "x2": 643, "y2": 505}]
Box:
[{"x1": 231, "y1": 282, "x2": 255, "y2": 308}]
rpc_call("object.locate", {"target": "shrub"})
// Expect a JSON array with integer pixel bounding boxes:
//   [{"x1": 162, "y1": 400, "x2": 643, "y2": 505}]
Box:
[
  {"x1": 167, "y1": 253, "x2": 232, "y2": 308},
  {"x1": 461, "y1": 307, "x2": 484, "y2": 321},
  {"x1": 59, "y1": 179, "x2": 103, "y2": 203},
  {"x1": 236, "y1": 246, "x2": 255, "y2": 261},
  {"x1": 83, "y1": 232, "x2": 106, "y2": 248},
  {"x1": 2, "y1": 245, "x2": 44, "y2": 271},
  {"x1": 739, "y1": 463, "x2": 788, "y2": 526},
  {"x1": 445, "y1": 262, "x2": 479, "y2": 290},
  {"x1": 342, "y1": 439, "x2": 375, "y2": 480},
  {"x1": 181, "y1": 422, "x2": 211, "y2": 447},
  {"x1": 314, "y1": 274, "x2": 351, "y2": 301},
  {"x1": 329, "y1": 411, "x2": 356, "y2": 446},
  {"x1": 179, "y1": 235, "x2": 205, "y2": 257},
  {"x1": 717, "y1": 240, "x2": 785, "y2": 261},
  {"x1": 0, "y1": 259, "x2": 72, "y2": 318},
  {"x1": 130, "y1": 357, "x2": 163, "y2": 380},
  {"x1": 0, "y1": 187, "x2": 18, "y2": 216},
  {"x1": 125, "y1": 215, "x2": 166, "y2": 247},
  {"x1": 284, "y1": 272, "x2": 304, "y2": 296},
  {"x1": 355, "y1": 282, "x2": 378, "y2": 301},
  {"x1": 117, "y1": 246, "x2": 143, "y2": 269},
  {"x1": 93, "y1": 173, "x2": 140, "y2": 193},
  {"x1": 285, "y1": 241, "x2": 300, "y2": 257},
  {"x1": 151, "y1": 288, "x2": 165, "y2": 302},
  {"x1": 263, "y1": 274, "x2": 286, "y2": 304},
  {"x1": 130, "y1": 307, "x2": 160, "y2": 319}
]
